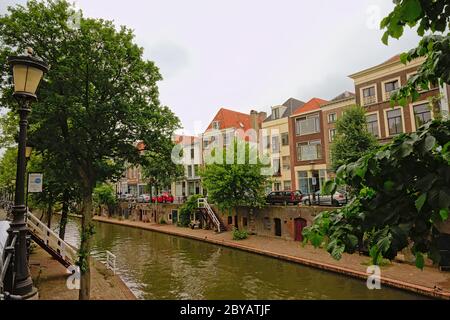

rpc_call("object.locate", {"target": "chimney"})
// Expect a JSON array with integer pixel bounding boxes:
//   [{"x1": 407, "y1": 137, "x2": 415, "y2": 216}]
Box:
[{"x1": 250, "y1": 110, "x2": 267, "y2": 131}]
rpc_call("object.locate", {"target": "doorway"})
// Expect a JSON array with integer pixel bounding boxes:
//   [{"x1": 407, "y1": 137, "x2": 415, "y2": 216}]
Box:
[
  {"x1": 294, "y1": 218, "x2": 307, "y2": 242},
  {"x1": 234, "y1": 215, "x2": 239, "y2": 229},
  {"x1": 274, "y1": 218, "x2": 282, "y2": 237}
]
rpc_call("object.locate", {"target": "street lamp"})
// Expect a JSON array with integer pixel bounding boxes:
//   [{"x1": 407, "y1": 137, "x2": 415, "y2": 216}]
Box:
[
  {"x1": 25, "y1": 146, "x2": 33, "y2": 160},
  {"x1": 4, "y1": 49, "x2": 48, "y2": 299}
]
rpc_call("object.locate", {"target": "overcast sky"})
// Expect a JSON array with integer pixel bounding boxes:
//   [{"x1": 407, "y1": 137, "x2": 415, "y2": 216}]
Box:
[{"x1": 1, "y1": 0, "x2": 420, "y2": 137}]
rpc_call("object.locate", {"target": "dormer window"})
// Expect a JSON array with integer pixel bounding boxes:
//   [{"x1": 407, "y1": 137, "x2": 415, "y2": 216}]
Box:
[
  {"x1": 212, "y1": 121, "x2": 220, "y2": 130},
  {"x1": 272, "y1": 108, "x2": 280, "y2": 120}
]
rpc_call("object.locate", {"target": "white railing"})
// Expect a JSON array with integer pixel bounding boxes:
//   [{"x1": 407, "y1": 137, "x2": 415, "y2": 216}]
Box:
[
  {"x1": 106, "y1": 251, "x2": 117, "y2": 274},
  {"x1": 198, "y1": 198, "x2": 221, "y2": 232},
  {"x1": 26, "y1": 211, "x2": 77, "y2": 266}
]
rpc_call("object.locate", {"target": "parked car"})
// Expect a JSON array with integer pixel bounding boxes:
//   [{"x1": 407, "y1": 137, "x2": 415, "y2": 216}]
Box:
[
  {"x1": 152, "y1": 192, "x2": 174, "y2": 203},
  {"x1": 266, "y1": 190, "x2": 303, "y2": 205},
  {"x1": 303, "y1": 190, "x2": 348, "y2": 207},
  {"x1": 137, "y1": 194, "x2": 151, "y2": 203}
]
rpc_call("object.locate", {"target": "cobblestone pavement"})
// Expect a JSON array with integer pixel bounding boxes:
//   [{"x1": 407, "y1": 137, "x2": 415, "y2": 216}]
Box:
[
  {"x1": 29, "y1": 246, "x2": 136, "y2": 300},
  {"x1": 94, "y1": 215, "x2": 450, "y2": 300}
]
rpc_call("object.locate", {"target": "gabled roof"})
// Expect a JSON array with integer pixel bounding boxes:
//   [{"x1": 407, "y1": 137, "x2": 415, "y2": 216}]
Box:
[
  {"x1": 331, "y1": 91, "x2": 355, "y2": 102},
  {"x1": 292, "y1": 98, "x2": 328, "y2": 116},
  {"x1": 204, "y1": 108, "x2": 252, "y2": 133},
  {"x1": 263, "y1": 98, "x2": 305, "y2": 122}
]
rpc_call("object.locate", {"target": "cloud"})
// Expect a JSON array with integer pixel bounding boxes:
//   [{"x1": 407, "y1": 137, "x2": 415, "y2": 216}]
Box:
[{"x1": 146, "y1": 41, "x2": 190, "y2": 79}]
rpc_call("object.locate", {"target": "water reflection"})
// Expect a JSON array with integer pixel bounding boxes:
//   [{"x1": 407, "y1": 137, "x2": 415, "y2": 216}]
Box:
[{"x1": 53, "y1": 216, "x2": 423, "y2": 300}]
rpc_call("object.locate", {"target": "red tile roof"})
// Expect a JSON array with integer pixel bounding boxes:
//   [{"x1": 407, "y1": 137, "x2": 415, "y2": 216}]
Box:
[
  {"x1": 205, "y1": 108, "x2": 252, "y2": 132},
  {"x1": 292, "y1": 98, "x2": 328, "y2": 116}
]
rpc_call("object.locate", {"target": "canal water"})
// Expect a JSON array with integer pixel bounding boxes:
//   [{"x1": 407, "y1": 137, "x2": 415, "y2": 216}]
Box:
[{"x1": 55, "y1": 216, "x2": 423, "y2": 300}]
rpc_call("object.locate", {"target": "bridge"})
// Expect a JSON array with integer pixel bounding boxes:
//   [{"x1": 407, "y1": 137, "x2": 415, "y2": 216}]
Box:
[{"x1": 1, "y1": 206, "x2": 77, "y2": 299}]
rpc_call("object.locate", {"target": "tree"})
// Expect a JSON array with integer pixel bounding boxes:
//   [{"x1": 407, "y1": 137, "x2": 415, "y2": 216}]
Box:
[
  {"x1": 0, "y1": 0, "x2": 179, "y2": 299},
  {"x1": 381, "y1": 0, "x2": 449, "y2": 106},
  {"x1": 303, "y1": 1, "x2": 450, "y2": 268},
  {"x1": 0, "y1": 147, "x2": 17, "y2": 198},
  {"x1": 330, "y1": 105, "x2": 378, "y2": 171},
  {"x1": 304, "y1": 120, "x2": 450, "y2": 268},
  {"x1": 93, "y1": 183, "x2": 117, "y2": 216},
  {"x1": 200, "y1": 139, "x2": 270, "y2": 231},
  {"x1": 178, "y1": 194, "x2": 203, "y2": 227},
  {"x1": 141, "y1": 146, "x2": 184, "y2": 196}
]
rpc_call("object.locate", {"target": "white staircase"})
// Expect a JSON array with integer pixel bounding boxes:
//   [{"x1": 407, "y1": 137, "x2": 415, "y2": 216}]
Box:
[
  {"x1": 26, "y1": 211, "x2": 77, "y2": 268},
  {"x1": 197, "y1": 198, "x2": 225, "y2": 233}
]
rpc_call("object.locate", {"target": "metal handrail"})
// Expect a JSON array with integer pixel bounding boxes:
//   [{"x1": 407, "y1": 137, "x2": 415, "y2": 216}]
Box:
[
  {"x1": 0, "y1": 233, "x2": 18, "y2": 296},
  {"x1": 198, "y1": 198, "x2": 221, "y2": 232}
]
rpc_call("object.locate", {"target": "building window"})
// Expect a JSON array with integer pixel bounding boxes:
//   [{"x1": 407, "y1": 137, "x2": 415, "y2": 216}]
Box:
[
  {"x1": 366, "y1": 114, "x2": 379, "y2": 137},
  {"x1": 282, "y1": 156, "x2": 290, "y2": 171},
  {"x1": 328, "y1": 113, "x2": 337, "y2": 123},
  {"x1": 384, "y1": 80, "x2": 399, "y2": 100},
  {"x1": 228, "y1": 216, "x2": 233, "y2": 225},
  {"x1": 295, "y1": 113, "x2": 320, "y2": 136},
  {"x1": 283, "y1": 181, "x2": 291, "y2": 191},
  {"x1": 297, "y1": 171, "x2": 309, "y2": 194},
  {"x1": 296, "y1": 140, "x2": 322, "y2": 161},
  {"x1": 281, "y1": 133, "x2": 289, "y2": 146},
  {"x1": 212, "y1": 121, "x2": 220, "y2": 130},
  {"x1": 274, "y1": 182, "x2": 282, "y2": 191},
  {"x1": 272, "y1": 135, "x2": 280, "y2": 153},
  {"x1": 387, "y1": 109, "x2": 403, "y2": 135},
  {"x1": 329, "y1": 128, "x2": 336, "y2": 142},
  {"x1": 362, "y1": 86, "x2": 376, "y2": 105},
  {"x1": 187, "y1": 165, "x2": 193, "y2": 178},
  {"x1": 273, "y1": 158, "x2": 281, "y2": 176},
  {"x1": 272, "y1": 108, "x2": 280, "y2": 120},
  {"x1": 194, "y1": 164, "x2": 199, "y2": 177},
  {"x1": 190, "y1": 148, "x2": 195, "y2": 159},
  {"x1": 263, "y1": 136, "x2": 271, "y2": 149},
  {"x1": 243, "y1": 217, "x2": 248, "y2": 227},
  {"x1": 413, "y1": 103, "x2": 432, "y2": 128}
]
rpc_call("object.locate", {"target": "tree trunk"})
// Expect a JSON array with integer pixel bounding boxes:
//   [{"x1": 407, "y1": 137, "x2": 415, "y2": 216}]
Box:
[
  {"x1": 79, "y1": 187, "x2": 94, "y2": 300},
  {"x1": 47, "y1": 201, "x2": 53, "y2": 229},
  {"x1": 59, "y1": 189, "x2": 69, "y2": 240}
]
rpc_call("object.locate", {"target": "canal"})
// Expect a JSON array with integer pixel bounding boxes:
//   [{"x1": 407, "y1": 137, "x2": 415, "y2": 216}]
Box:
[{"x1": 56, "y1": 216, "x2": 423, "y2": 300}]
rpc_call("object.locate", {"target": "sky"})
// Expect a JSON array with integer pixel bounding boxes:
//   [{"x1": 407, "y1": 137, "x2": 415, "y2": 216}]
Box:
[{"x1": 0, "y1": 0, "x2": 421, "y2": 138}]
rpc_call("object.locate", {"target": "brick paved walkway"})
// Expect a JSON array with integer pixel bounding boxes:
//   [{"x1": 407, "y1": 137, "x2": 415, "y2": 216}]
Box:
[{"x1": 94, "y1": 215, "x2": 450, "y2": 300}]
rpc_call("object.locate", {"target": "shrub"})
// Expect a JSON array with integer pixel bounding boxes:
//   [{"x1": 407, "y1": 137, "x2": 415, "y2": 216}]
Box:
[
  {"x1": 178, "y1": 194, "x2": 203, "y2": 227},
  {"x1": 159, "y1": 217, "x2": 167, "y2": 224},
  {"x1": 232, "y1": 227, "x2": 248, "y2": 240}
]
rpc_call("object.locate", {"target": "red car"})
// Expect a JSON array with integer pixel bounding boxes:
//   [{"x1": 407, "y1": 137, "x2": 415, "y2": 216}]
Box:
[{"x1": 152, "y1": 192, "x2": 174, "y2": 203}]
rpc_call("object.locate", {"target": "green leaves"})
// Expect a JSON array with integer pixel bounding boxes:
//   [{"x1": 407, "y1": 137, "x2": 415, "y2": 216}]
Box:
[
  {"x1": 304, "y1": 120, "x2": 450, "y2": 269},
  {"x1": 415, "y1": 252, "x2": 425, "y2": 270},
  {"x1": 415, "y1": 193, "x2": 427, "y2": 212},
  {"x1": 439, "y1": 209, "x2": 449, "y2": 221}
]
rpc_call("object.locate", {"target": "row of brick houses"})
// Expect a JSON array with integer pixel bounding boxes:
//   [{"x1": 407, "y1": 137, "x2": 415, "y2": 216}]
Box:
[{"x1": 118, "y1": 54, "x2": 449, "y2": 198}]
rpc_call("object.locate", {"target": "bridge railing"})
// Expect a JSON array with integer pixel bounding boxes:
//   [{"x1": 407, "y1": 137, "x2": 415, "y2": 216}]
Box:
[{"x1": 26, "y1": 210, "x2": 77, "y2": 265}]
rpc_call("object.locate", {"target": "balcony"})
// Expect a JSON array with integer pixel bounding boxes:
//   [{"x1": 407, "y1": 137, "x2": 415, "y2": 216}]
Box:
[
  {"x1": 362, "y1": 95, "x2": 376, "y2": 106},
  {"x1": 384, "y1": 91, "x2": 394, "y2": 101},
  {"x1": 296, "y1": 117, "x2": 320, "y2": 136}
]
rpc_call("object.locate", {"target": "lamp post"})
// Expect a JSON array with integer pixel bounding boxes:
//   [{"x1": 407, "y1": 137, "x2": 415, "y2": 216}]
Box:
[
  {"x1": 4, "y1": 49, "x2": 48, "y2": 299},
  {"x1": 25, "y1": 144, "x2": 33, "y2": 212}
]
